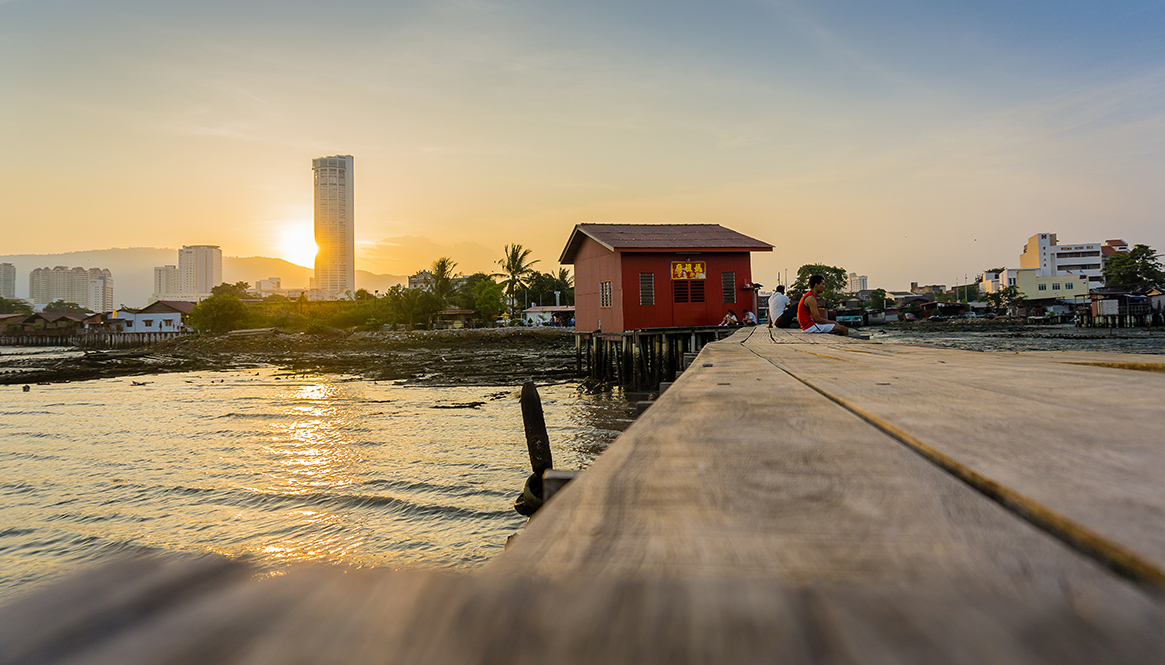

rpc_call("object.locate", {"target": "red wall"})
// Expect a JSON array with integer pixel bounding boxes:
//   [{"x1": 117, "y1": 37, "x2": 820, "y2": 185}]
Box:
[{"x1": 573, "y1": 238, "x2": 757, "y2": 332}]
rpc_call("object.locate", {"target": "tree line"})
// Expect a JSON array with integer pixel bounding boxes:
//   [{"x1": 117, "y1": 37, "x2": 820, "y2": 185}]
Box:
[{"x1": 187, "y1": 244, "x2": 575, "y2": 333}]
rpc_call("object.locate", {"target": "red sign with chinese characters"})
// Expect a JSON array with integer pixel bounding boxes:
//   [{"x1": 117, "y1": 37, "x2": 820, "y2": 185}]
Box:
[{"x1": 670, "y1": 261, "x2": 707, "y2": 280}]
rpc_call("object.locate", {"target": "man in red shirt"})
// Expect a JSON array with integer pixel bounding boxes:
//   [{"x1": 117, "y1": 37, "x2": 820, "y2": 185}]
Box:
[{"x1": 797, "y1": 274, "x2": 849, "y2": 335}]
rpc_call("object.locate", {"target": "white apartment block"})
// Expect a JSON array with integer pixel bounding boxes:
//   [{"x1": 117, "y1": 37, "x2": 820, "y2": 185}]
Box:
[
  {"x1": 153, "y1": 265, "x2": 179, "y2": 302},
  {"x1": 152, "y1": 246, "x2": 222, "y2": 302},
  {"x1": 255, "y1": 277, "x2": 281, "y2": 292},
  {"x1": 179, "y1": 245, "x2": 222, "y2": 295},
  {"x1": 1020, "y1": 233, "x2": 1128, "y2": 288},
  {"x1": 847, "y1": 273, "x2": 868, "y2": 293},
  {"x1": 313, "y1": 155, "x2": 355, "y2": 299},
  {"x1": 28, "y1": 266, "x2": 113, "y2": 311},
  {"x1": 0, "y1": 263, "x2": 15, "y2": 299}
]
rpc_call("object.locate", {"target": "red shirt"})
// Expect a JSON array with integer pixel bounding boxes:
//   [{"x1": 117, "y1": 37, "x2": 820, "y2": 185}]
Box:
[{"x1": 798, "y1": 292, "x2": 817, "y2": 330}]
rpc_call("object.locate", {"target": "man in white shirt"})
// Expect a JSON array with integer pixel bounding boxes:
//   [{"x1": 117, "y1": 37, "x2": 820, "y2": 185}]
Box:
[{"x1": 767, "y1": 285, "x2": 790, "y2": 328}]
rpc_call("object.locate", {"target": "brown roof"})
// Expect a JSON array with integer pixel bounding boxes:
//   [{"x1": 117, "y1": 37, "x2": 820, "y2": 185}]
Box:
[
  {"x1": 560, "y1": 224, "x2": 772, "y2": 264},
  {"x1": 143, "y1": 300, "x2": 197, "y2": 314}
]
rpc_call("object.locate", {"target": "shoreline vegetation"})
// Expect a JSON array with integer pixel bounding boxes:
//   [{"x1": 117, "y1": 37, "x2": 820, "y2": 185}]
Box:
[{"x1": 0, "y1": 328, "x2": 579, "y2": 386}]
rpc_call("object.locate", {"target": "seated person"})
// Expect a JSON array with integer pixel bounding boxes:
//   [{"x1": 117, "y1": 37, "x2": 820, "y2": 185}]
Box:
[
  {"x1": 719, "y1": 309, "x2": 739, "y2": 326},
  {"x1": 741, "y1": 308, "x2": 758, "y2": 325},
  {"x1": 797, "y1": 275, "x2": 850, "y2": 335}
]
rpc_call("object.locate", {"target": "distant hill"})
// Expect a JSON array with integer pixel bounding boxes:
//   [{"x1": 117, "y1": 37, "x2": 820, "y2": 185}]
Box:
[{"x1": 0, "y1": 248, "x2": 406, "y2": 307}]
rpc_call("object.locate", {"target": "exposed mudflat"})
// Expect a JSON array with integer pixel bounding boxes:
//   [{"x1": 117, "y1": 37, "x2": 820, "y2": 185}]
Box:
[{"x1": 0, "y1": 328, "x2": 579, "y2": 386}]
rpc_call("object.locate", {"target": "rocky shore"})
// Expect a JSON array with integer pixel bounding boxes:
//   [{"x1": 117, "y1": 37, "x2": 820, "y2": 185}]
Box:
[{"x1": 0, "y1": 328, "x2": 579, "y2": 386}]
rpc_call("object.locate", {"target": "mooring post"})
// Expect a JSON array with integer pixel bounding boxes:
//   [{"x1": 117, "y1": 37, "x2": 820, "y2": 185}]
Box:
[{"x1": 520, "y1": 381, "x2": 554, "y2": 483}]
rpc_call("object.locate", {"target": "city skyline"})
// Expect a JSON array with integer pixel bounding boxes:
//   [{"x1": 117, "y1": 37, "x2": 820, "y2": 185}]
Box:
[{"x1": 2, "y1": 1, "x2": 1164, "y2": 291}]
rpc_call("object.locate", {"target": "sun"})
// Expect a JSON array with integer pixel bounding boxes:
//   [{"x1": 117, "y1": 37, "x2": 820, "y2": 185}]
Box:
[{"x1": 278, "y1": 226, "x2": 318, "y2": 268}]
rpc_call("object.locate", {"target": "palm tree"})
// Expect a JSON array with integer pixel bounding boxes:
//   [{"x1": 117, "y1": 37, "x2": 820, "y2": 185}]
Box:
[
  {"x1": 495, "y1": 244, "x2": 540, "y2": 316},
  {"x1": 430, "y1": 257, "x2": 459, "y2": 308}
]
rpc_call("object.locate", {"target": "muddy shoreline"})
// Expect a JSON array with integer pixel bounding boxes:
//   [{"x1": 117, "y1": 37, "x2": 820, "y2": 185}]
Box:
[{"x1": 0, "y1": 328, "x2": 580, "y2": 386}]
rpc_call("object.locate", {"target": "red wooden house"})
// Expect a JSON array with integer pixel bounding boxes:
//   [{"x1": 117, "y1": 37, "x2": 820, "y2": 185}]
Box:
[{"x1": 560, "y1": 224, "x2": 772, "y2": 333}]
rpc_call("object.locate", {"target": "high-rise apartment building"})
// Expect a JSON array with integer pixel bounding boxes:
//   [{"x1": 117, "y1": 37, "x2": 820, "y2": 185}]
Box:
[
  {"x1": 151, "y1": 246, "x2": 222, "y2": 302},
  {"x1": 847, "y1": 273, "x2": 868, "y2": 293},
  {"x1": 153, "y1": 265, "x2": 179, "y2": 301},
  {"x1": 0, "y1": 263, "x2": 15, "y2": 299},
  {"x1": 179, "y1": 245, "x2": 222, "y2": 296},
  {"x1": 28, "y1": 266, "x2": 113, "y2": 311},
  {"x1": 313, "y1": 155, "x2": 355, "y2": 299}
]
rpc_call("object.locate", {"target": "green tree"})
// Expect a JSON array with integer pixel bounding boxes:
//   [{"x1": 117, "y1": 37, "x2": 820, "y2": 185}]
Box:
[
  {"x1": 44, "y1": 299, "x2": 92, "y2": 313},
  {"x1": 354, "y1": 288, "x2": 375, "y2": 301},
  {"x1": 429, "y1": 257, "x2": 460, "y2": 308},
  {"x1": 385, "y1": 286, "x2": 440, "y2": 330},
  {"x1": 868, "y1": 288, "x2": 889, "y2": 309},
  {"x1": 789, "y1": 264, "x2": 847, "y2": 304},
  {"x1": 983, "y1": 285, "x2": 1023, "y2": 314},
  {"x1": 1102, "y1": 244, "x2": 1164, "y2": 289},
  {"x1": 495, "y1": 244, "x2": 540, "y2": 316},
  {"x1": 471, "y1": 278, "x2": 506, "y2": 321},
  {"x1": 188, "y1": 294, "x2": 250, "y2": 332},
  {"x1": 524, "y1": 270, "x2": 573, "y2": 309},
  {"x1": 454, "y1": 272, "x2": 493, "y2": 310},
  {"x1": 211, "y1": 281, "x2": 251, "y2": 298},
  {"x1": 0, "y1": 299, "x2": 34, "y2": 315}
]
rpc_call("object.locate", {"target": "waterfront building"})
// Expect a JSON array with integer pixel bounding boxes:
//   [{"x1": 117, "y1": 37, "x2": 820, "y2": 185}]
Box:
[
  {"x1": 105, "y1": 300, "x2": 194, "y2": 333},
  {"x1": 560, "y1": 223, "x2": 772, "y2": 333},
  {"x1": 28, "y1": 266, "x2": 113, "y2": 311},
  {"x1": 313, "y1": 154, "x2": 355, "y2": 299},
  {"x1": 1020, "y1": 233, "x2": 1128, "y2": 288},
  {"x1": 0, "y1": 263, "x2": 15, "y2": 299}
]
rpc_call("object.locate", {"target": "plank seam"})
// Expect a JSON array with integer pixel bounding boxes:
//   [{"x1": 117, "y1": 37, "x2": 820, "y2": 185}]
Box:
[{"x1": 749, "y1": 330, "x2": 1165, "y2": 596}]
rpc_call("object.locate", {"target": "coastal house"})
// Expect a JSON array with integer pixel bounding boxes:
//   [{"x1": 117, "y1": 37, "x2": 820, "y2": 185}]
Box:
[
  {"x1": 560, "y1": 224, "x2": 772, "y2": 333},
  {"x1": 106, "y1": 300, "x2": 195, "y2": 333}
]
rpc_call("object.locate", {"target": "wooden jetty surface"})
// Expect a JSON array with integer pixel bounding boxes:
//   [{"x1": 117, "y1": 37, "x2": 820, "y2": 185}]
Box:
[{"x1": 4, "y1": 328, "x2": 1165, "y2": 664}]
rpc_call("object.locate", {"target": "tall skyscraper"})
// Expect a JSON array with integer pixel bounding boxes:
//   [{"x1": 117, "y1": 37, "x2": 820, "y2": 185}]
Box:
[
  {"x1": 0, "y1": 263, "x2": 15, "y2": 300},
  {"x1": 313, "y1": 155, "x2": 355, "y2": 299},
  {"x1": 178, "y1": 245, "x2": 222, "y2": 296}
]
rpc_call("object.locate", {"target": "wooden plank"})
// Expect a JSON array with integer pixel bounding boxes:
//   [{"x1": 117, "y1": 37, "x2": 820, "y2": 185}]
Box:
[
  {"x1": 3, "y1": 557, "x2": 1162, "y2": 665},
  {"x1": 741, "y1": 326, "x2": 1165, "y2": 587},
  {"x1": 492, "y1": 331, "x2": 1158, "y2": 606}
]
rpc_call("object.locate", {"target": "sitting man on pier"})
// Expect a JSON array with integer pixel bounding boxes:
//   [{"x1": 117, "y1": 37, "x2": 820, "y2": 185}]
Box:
[{"x1": 797, "y1": 274, "x2": 849, "y2": 335}]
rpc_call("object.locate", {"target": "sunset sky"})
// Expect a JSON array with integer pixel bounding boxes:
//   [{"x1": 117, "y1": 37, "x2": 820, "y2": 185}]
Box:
[{"x1": 2, "y1": 0, "x2": 1164, "y2": 290}]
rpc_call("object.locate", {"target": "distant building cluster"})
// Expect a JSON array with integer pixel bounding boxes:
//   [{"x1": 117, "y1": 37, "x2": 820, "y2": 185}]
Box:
[
  {"x1": 27, "y1": 266, "x2": 114, "y2": 312},
  {"x1": 847, "y1": 273, "x2": 867, "y2": 293},
  {"x1": 980, "y1": 233, "x2": 1129, "y2": 301},
  {"x1": 151, "y1": 245, "x2": 223, "y2": 302}
]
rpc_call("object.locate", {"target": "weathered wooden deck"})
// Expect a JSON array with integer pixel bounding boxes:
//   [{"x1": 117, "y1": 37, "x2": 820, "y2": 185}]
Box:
[{"x1": 4, "y1": 328, "x2": 1165, "y2": 664}]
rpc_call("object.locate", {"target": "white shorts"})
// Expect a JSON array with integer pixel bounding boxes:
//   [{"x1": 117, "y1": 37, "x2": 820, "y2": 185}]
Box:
[{"x1": 802, "y1": 323, "x2": 835, "y2": 334}]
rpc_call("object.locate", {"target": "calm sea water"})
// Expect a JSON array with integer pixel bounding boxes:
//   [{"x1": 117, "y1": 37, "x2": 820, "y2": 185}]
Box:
[
  {"x1": 0, "y1": 353, "x2": 632, "y2": 601},
  {"x1": 868, "y1": 323, "x2": 1165, "y2": 354}
]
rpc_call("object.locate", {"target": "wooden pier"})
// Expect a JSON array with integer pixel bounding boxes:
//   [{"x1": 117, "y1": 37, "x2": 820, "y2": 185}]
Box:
[
  {"x1": 575, "y1": 326, "x2": 738, "y2": 390},
  {"x1": 4, "y1": 327, "x2": 1165, "y2": 664}
]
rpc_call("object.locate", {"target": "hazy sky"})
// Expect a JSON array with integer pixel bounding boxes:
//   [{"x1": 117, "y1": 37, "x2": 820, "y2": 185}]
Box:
[{"x1": 3, "y1": 0, "x2": 1164, "y2": 290}]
